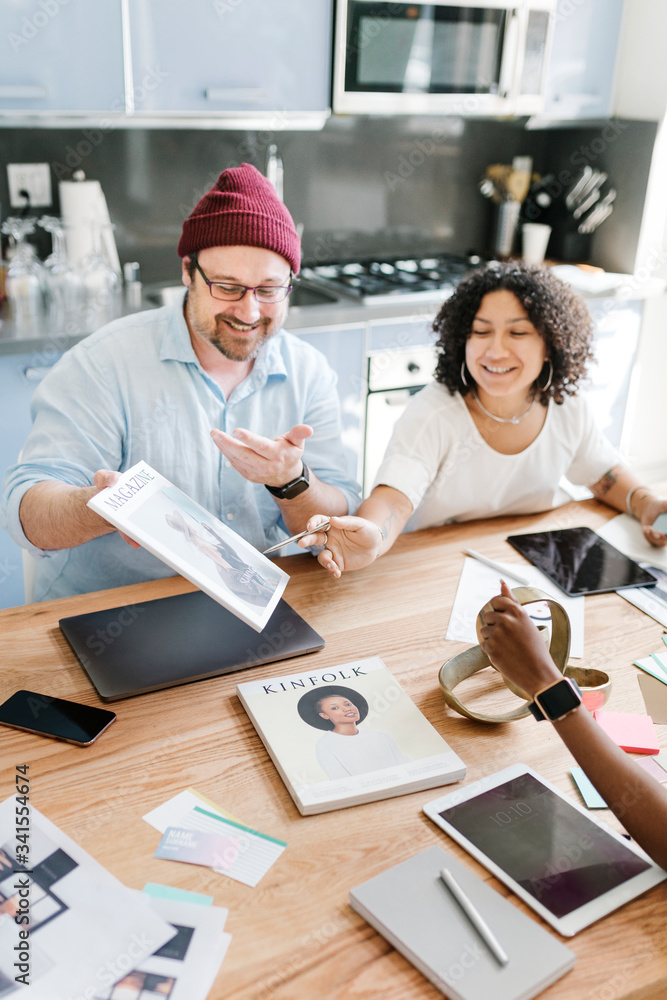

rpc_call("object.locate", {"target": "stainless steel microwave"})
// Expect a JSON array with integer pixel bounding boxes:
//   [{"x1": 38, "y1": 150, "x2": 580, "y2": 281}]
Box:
[{"x1": 333, "y1": 0, "x2": 556, "y2": 116}]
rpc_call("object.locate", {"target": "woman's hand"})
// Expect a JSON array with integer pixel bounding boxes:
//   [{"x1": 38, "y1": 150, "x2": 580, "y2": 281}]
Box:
[
  {"x1": 478, "y1": 581, "x2": 562, "y2": 698},
  {"x1": 298, "y1": 515, "x2": 384, "y2": 578}
]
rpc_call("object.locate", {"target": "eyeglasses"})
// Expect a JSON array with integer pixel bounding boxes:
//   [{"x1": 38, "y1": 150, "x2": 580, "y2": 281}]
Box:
[{"x1": 192, "y1": 258, "x2": 293, "y2": 303}]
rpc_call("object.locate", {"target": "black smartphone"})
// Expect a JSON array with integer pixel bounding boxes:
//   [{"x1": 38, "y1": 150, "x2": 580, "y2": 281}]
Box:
[{"x1": 0, "y1": 690, "x2": 116, "y2": 746}]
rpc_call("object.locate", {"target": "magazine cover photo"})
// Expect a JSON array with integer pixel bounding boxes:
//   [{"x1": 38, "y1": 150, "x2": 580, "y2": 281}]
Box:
[{"x1": 237, "y1": 656, "x2": 465, "y2": 799}]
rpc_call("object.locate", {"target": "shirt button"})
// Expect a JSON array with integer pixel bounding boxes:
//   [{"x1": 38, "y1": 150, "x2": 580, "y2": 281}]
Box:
[
  {"x1": 225, "y1": 460, "x2": 231, "y2": 468},
  {"x1": 226, "y1": 513, "x2": 234, "y2": 521}
]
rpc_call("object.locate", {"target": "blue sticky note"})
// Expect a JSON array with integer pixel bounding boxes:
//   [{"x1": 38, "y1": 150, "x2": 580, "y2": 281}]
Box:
[
  {"x1": 142, "y1": 882, "x2": 213, "y2": 906},
  {"x1": 570, "y1": 767, "x2": 608, "y2": 809}
]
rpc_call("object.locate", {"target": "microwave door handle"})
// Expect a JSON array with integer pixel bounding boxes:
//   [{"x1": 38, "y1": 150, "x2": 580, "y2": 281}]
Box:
[{"x1": 498, "y1": 8, "x2": 520, "y2": 99}]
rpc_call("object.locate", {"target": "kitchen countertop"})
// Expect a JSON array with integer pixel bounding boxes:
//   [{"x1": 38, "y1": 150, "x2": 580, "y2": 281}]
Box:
[
  {"x1": 0, "y1": 288, "x2": 447, "y2": 358},
  {"x1": 1, "y1": 269, "x2": 664, "y2": 358}
]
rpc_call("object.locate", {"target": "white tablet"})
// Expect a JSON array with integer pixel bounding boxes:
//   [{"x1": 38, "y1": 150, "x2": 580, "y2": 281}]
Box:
[{"x1": 423, "y1": 763, "x2": 666, "y2": 937}]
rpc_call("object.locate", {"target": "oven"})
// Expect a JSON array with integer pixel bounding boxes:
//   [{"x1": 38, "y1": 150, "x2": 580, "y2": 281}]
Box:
[
  {"x1": 333, "y1": 0, "x2": 555, "y2": 117},
  {"x1": 364, "y1": 342, "x2": 438, "y2": 493}
]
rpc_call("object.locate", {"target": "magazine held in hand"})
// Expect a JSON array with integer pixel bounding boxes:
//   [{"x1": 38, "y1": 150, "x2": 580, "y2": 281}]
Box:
[
  {"x1": 236, "y1": 656, "x2": 466, "y2": 814},
  {"x1": 87, "y1": 461, "x2": 288, "y2": 631}
]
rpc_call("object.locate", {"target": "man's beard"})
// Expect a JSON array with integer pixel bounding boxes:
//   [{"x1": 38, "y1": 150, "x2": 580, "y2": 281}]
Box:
[{"x1": 208, "y1": 312, "x2": 278, "y2": 362}]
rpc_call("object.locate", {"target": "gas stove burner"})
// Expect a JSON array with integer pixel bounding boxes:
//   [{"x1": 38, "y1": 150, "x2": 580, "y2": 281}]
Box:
[{"x1": 301, "y1": 253, "x2": 480, "y2": 305}]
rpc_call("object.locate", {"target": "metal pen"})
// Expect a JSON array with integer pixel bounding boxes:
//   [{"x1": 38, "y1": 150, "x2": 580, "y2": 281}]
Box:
[
  {"x1": 262, "y1": 519, "x2": 331, "y2": 555},
  {"x1": 462, "y1": 548, "x2": 530, "y2": 586},
  {"x1": 439, "y1": 868, "x2": 509, "y2": 966}
]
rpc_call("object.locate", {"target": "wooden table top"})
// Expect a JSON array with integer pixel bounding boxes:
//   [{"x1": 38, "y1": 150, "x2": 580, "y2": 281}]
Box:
[{"x1": 1, "y1": 497, "x2": 665, "y2": 1000}]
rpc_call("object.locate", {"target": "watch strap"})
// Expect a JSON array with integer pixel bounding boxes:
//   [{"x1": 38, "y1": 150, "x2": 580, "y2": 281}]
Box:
[
  {"x1": 265, "y1": 462, "x2": 310, "y2": 499},
  {"x1": 529, "y1": 677, "x2": 583, "y2": 722}
]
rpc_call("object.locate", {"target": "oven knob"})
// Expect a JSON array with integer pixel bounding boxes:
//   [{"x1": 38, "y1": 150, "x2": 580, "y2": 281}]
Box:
[{"x1": 407, "y1": 362, "x2": 420, "y2": 373}]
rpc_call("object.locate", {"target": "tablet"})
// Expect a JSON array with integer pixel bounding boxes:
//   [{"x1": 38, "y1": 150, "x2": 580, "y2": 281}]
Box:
[
  {"x1": 506, "y1": 526, "x2": 658, "y2": 597},
  {"x1": 423, "y1": 764, "x2": 666, "y2": 937}
]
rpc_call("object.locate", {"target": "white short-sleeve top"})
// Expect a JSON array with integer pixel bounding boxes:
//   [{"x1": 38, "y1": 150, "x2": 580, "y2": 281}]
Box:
[{"x1": 372, "y1": 383, "x2": 618, "y2": 531}]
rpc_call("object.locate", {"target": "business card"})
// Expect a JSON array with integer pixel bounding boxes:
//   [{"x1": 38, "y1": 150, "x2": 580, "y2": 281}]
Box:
[{"x1": 155, "y1": 826, "x2": 240, "y2": 869}]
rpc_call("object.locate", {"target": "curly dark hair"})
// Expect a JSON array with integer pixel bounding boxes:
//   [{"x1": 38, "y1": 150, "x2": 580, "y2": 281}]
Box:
[{"x1": 433, "y1": 262, "x2": 595, "y2": 405}]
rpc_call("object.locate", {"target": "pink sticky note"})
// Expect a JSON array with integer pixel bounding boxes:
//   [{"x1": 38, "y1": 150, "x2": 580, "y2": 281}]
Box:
[{"x1": 593, "y1": 710, "x2": 660, "y2": 754}]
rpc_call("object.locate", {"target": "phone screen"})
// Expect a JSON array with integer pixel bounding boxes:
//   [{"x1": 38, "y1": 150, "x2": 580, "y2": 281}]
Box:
[{"x1": 0, "y1": 690, "x2": 116, "y2": 745}]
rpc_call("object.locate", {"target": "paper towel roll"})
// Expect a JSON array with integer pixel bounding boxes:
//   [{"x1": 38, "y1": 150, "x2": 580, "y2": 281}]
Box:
[{"x1": 59, "y1": 178, "x2": 121, "y2": 273}]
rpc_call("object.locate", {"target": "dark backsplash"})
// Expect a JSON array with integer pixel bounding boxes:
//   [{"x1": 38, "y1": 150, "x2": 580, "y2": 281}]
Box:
[{"x1": 0, "y1": 116, "x2": 657, "y2": 283}]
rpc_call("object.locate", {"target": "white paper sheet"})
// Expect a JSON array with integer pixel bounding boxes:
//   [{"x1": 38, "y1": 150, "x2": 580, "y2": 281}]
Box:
[
  {"x1": 142, "y1": 788, "x2": 233, "y2": 835},
  {"x1": 90, "y1": 893, "x2": 231, "y2": 1000},
  {"x1": 0, "y1": 798, "x2": 174, "y2": 999},
  {"x1": 596, "y1": 514, "x2": 667, "y2": 571},
  {"x1": 445, "y1": 556, "x2": 584, "y2": 657},
  {"x1": 619, "y1": 563, "x2": 667, "y2": 627}
]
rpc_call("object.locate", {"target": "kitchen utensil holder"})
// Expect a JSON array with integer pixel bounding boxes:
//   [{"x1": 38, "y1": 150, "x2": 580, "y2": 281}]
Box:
[{"x1": 493, "y1": 201, "x2": 521, "y2": 258}]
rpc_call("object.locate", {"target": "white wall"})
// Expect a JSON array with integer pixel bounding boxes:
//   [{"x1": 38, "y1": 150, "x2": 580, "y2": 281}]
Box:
[{"x1": 622, "y1": 293, "x2": 667, "y2": 482}]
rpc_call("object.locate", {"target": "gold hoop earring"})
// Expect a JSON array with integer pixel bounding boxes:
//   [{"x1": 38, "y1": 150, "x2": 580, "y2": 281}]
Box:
[{"x1": 460, "y1": 361, "x2": 469, "y2": 387}]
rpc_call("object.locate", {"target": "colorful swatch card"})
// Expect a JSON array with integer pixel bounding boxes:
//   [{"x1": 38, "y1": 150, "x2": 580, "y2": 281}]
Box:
[
  {"x1": 163, "y1": 806, "x2": 287, "y2": 888},
  {"x1": 570, "y1": 767, "x2": 607, "y2": 808},
  {"x1": 593, "y1": 710, "x2": 660, "y2": 754},
  {"x1": 143, "y1": 882, "x2": 214, "y2": 906},
  {"x1": 633, "y1": 655, "x2": 667, "y2": 687},
  {"x1": 155, "y1": 827, "x2": 241, "y2": 869}
]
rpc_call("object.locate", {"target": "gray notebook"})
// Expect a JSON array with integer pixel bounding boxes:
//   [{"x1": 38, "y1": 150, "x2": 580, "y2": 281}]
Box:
[{"x1": 349, "y1": 846, "x2": 575, "y2": 1000}]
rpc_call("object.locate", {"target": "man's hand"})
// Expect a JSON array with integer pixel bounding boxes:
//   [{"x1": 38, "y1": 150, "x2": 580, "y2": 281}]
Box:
[
  {"x1": 298, "y1": 515, "x2": 384, "y2": 579},
  {"x1": 478, "y1": 580, "x2": 562, "y2": 697},
  {"x1": 93, "y1": 469, "x2": 140, "y2": 549},
  {"x1": 211, "y1": 424, "x2": 313, "y2": 487}
]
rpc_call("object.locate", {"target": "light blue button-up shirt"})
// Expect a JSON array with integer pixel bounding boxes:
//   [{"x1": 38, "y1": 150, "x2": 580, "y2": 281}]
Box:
[{"x1": 1, "y1": 301, "x2": 360, "y2": 601}]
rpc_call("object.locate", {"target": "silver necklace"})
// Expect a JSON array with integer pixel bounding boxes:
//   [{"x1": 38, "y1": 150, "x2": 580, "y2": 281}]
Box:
[{"x1": 472, "y1": 389, "x2": 536, "y2": 425}]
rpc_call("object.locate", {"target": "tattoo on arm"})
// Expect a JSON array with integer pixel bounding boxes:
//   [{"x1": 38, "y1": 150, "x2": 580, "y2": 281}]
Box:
[{"x1": 594, "y1": 469, "x2": 617, "y2": 496}]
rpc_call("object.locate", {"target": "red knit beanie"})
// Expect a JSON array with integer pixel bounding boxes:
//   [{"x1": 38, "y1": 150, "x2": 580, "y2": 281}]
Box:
[{"x1": 178, "y1": 163, "x2": 301, "y2": 274}]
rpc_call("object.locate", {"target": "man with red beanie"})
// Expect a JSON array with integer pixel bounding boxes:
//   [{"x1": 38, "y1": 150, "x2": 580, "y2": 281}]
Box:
[{"x1": 2, "y1": 164, "x2": 360, "y2": 601}]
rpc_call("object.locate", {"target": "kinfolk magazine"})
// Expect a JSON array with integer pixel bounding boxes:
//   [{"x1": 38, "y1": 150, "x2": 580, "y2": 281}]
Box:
[
  {"x1": 87, "y1": 461, "x2": 288, "y2": 631},
  {"x1": 237, "y1": 656, "x2": 466, "y2": 814}
]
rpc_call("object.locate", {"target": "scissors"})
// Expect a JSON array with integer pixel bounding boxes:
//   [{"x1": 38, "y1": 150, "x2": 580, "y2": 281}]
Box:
[{"x1": 262, "y1": 518, "x2": 331, "y2": 556}]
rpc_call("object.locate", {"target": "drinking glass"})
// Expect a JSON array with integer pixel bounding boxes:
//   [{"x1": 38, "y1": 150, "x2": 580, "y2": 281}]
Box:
[
  {"x1": 38, "y1": 215, "x2": 85, "y2": 329},
  {"x1": 1, "y1": 217, "x2": 47, "y2": 334},
  {"x1": 79, "y1": 222, "x2": 122, "y2": 329}
]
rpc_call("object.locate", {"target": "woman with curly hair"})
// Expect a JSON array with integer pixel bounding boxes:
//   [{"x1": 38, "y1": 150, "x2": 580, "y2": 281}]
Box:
[{"x1": 300, "y1": 262, "x2": 667, "y2": 576}]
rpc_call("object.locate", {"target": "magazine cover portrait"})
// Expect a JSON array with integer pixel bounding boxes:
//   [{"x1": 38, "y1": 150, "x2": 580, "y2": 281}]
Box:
[{"x1": 238, "y1": 657, "x2": 451, "y2": 787}]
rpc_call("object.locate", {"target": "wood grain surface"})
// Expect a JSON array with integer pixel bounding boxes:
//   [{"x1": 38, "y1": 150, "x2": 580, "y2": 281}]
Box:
[{"x1": 1, "y1": 497, "x2": 666, "y2": 999}]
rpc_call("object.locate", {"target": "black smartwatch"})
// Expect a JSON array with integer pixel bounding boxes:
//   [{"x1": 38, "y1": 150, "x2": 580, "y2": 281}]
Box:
[
  {"x1": 264, "y1": 462, "x2": 310, "y2": 500},
  {"x1": 528, "y1": 677, "x2": 583, "y2": 722}
]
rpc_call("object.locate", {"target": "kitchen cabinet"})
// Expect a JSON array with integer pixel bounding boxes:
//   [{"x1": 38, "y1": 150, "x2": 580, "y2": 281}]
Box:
[
  {"x1": 128, "y1": 0, "x2": 332, "y2": 120},
  {"x1": 0, "y1": 1, "x2": 125, "y2": 114},
  {"x1": 0, "y1": 0, "x2": 332, "y2": 126},
  {"x1": 612, "y1": 0, "x2": 667, "y2": 121},
  {"x1": 539, "y1": 0, "x2": 625, "y2": 121},
  {"x1": 0, "y1": 352, "x2": 62, "y2": 609}
]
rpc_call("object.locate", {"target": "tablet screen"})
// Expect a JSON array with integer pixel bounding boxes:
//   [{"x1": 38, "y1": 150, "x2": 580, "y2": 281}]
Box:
[
  {"x1": 507, "y1": 526, "x2": 657, "y2": 596},
  {"x1": 437, "y1": 772, "x2": 650, "y2": 919}
]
